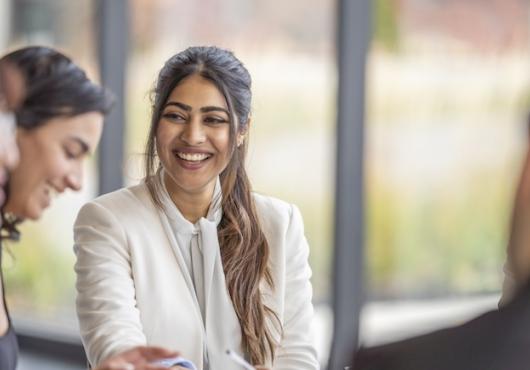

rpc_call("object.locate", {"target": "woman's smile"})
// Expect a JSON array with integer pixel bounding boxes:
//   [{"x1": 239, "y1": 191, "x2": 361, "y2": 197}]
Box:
[{"x1": 173, "y1": 148, "x2": 214, "y2": 170}]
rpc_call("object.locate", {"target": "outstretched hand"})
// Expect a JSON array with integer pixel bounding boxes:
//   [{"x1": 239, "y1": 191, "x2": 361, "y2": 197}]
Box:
[{"x1": 94, "y1": 346, "x2": 179, "y2": 370}]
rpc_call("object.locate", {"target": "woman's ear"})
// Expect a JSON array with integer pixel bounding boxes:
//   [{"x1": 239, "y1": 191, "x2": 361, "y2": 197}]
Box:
[
  {"x1": 237, "y1": 135, "x2": 244, "y2": 147},
  {"x1": 237, "y1": 116, "x2": 251, "y2": 147}
]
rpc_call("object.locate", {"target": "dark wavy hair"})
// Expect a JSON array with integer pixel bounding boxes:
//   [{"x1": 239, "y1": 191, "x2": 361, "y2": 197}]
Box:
[
  {"x1": 2, "y1": 46, "x2": 114, "y2": 129},
  {"x1": 0, "y1": 46, "x2": 114, "y2": 240},
  {"x1": 145, "y1": 46, "x2": 281, "y2": 365}
]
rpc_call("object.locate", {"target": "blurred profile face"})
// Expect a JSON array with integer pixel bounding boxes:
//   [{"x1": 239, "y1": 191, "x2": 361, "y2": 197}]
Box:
[
  {"x1": 156, "y1": 74, "x2": 233, "y2": 198},
  {"x1": 5, "y1": 112, "x2": 103, "y2": 220},
  {"x1": 0, "y1": 61, "x2": 25, "y2": 206}
]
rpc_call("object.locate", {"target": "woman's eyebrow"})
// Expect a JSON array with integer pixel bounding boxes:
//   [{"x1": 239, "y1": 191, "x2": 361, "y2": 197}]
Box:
[
  {"x1": 200, "y1": 106, "x2": 229, "y2": 115},
  {"x1": 164, "y1": 101, "x2": 229, "y2": 115},
  {"x1": 164, "y1": 101, "x2": 192, "y2": 111}
]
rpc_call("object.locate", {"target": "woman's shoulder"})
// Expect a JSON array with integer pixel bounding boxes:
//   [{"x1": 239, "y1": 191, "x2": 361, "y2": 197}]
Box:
[
  {"x1": 252, "y1": 192, "x2": 303, "y2": 236},
  {"x1": 79, "y1": 182, "x2": 154, "y2": 219},
  {"x1": 91, "y1": 182, "x2": 148, "y2": 203},
  {"x1": 252, "y1": 192, "x2": 293, "y2": 219}
]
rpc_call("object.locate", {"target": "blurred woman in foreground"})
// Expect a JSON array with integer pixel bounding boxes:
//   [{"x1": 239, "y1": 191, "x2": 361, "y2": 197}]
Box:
[{"x1": 0, "y1": 46, "x2": 178, "y2": 370}]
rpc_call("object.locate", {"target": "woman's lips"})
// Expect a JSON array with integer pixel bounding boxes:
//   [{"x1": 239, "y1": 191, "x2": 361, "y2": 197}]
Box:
[
  {"x1": 176, "y1": 151, "x2": 211, "y2": 161},
  {"x1": 40, "y1": 187, "x2": 54, "y2": 210},
  {"x1": 42, "y1": 193, "x2": 51, "y2": 208},
  {"x1": 173, "y1": 150, "x2": 212, "y2": 170},
  {"x1": 175, "y1": 155, "x2": 211, "y2": 170}
]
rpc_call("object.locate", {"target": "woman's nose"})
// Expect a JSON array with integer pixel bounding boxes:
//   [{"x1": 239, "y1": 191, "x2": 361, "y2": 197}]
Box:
[
  {"x1": 65, "y1": 165, "x2": 82, "y2": 191},
  {"x1": 180, "y1": 119, "x2": 206, "y2": 145}
]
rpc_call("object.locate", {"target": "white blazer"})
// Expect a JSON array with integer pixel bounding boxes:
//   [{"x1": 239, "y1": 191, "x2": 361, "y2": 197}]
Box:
[{"x1": 74, "y1": 182, "x2": 319, "y2": 370}]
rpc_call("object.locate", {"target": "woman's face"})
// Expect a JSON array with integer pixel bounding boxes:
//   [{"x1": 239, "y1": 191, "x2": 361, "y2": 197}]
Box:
[
  {"x1": 156, "y1": 74, "x2": 232, "y2": 198},
  {"x1": 5, "y1": 111, "x2": 103, "y2": 220}
]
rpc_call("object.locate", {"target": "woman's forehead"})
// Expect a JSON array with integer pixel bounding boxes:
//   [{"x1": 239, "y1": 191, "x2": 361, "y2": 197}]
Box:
[{"x1": 167, "y1": 75, "x2": 228, "y2": 110}]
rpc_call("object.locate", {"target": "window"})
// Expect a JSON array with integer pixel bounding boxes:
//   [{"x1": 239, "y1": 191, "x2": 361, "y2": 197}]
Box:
[{"x1": 362, "y1": 0, "x2": 530, "y2": 345}]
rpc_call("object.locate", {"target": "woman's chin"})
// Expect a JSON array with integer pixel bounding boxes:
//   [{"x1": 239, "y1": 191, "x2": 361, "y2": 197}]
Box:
[
  {"x1": 4, "y1": 199, "x2": 47, "y2": 221},
  {"x1": 19, "y1": 203, "x2": 45, "y2": 221},
  {"x1": 27, "y1": 206, "x2": 46, "y2": 220}
]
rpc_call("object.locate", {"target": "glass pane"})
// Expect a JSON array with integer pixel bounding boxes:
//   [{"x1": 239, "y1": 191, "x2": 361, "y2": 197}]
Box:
[{"x1": 363, "y1": 0, "x2": 530, "y2": 344}]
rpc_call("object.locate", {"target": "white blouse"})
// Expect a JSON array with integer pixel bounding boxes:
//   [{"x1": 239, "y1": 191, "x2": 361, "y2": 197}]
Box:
[
  {"x1": 157, "y1": 172, "x2": 229, "y2": 368},
  {"x1": 158, "y1": 172, "x2": 222, "y2": 315},
  {"x1": 156, "y1": 170, "x2": 242, "y2": 370}
]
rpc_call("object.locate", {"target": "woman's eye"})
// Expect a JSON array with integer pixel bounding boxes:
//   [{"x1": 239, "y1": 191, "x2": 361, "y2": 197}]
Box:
[
  {"x1": 64, "y1": 148, "x2": 77, "y2": 159},
  {"x1": 162, "y1": 112, "x2": 185, "y2": 121},
  {"x1": 204, "y1": 116, "x2": 227, "y2": 124}
]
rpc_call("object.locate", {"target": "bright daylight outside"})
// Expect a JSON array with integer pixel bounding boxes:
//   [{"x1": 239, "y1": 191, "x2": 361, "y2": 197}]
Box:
[{"x1": 2, "y1": 0, "x2": 530, "y2": 368}]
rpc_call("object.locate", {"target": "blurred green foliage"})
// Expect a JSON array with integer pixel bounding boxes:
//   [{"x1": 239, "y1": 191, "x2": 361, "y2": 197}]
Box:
[
  {"x1": 4, "y1": 221, "x2": 76, "y2": 315},
  {"x1": 373, "y1": 0, "x2": 400, "y2": 52},
  {"x1": 367, "y1": 152, "x2": 516, "y2": 299}
]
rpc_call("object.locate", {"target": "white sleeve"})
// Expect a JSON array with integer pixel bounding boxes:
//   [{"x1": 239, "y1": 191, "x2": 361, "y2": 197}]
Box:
[
  {"x1": 74, "y1": 201, "x2": 146, "y2": 366},
  {"x1": 273, "y1": 205, "x2": 320, "y2": 370}
]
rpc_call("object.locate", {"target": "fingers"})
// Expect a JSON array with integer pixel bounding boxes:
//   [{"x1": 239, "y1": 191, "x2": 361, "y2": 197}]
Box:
[
  {"x1": 135, "y1": 345, "x2": 180, "y2": 360},
  {"x1": 141, "y1": 365, "x2": 180, "y2": 370},
  {"x1": 116, "y1": 346, "x2": 179, "y2": 364},
  {"x1": 97, "y1": 361, "x2": 180, "y2": 370},
  {"x1": 96, "y1": 346, "x2": 180, "y2": 370},
  {"x1": 94, "y1": 361, "x2": 134, "y2": 370}
]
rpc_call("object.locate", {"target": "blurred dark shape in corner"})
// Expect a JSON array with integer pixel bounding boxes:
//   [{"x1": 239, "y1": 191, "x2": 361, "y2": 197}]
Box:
[
  {"x1": 351, "y1": 111, "x2": 530, "y2": 370},
  {"x1": 353, "y1": 282, "x2": 530, "y2": 370}
]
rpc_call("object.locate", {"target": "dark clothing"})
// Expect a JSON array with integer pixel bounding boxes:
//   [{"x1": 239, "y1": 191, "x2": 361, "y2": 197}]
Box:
[
  {"x1": 0, "y1": 325, "x2": 18, "y2": 370},
  {"x1": 353, "y1": 285, "x2": 530, "y2": 370},
  {"x1": 0, "y1": 245, "x2": 17, "y2": 370}
]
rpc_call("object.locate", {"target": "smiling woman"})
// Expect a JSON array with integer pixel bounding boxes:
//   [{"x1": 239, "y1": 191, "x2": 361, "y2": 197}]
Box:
[
  {"x1": 1, "y1": 47, "x2": 112, "y2": 223},
  {"x1": 6, "y1": 111, "x2": 103, "y2": 220},
  {"x1": 74, "y1": 46, "x2": 319, "y2": 370},
  {"x1": 156, "y1": 74, "x2": 233, "y2": 220}
]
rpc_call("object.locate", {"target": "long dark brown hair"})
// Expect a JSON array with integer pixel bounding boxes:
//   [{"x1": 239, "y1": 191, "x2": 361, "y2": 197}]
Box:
[{"x1": 144, "y1": 46, "x2": 280, "y2": 364}]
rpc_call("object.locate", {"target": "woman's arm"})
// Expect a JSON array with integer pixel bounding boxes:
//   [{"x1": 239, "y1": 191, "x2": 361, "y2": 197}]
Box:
[
  {"x1": 273, "y1": 205, "x2": 319, "y2": 370},
  {"x1": 74, "y1": 201, "x2": 148, "y2": 366}
]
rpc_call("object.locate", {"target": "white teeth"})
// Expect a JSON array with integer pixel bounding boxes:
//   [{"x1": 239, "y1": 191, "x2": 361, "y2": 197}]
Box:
[{"x1": 176, "y1": 152, "x2": 210, "y2": 162}]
